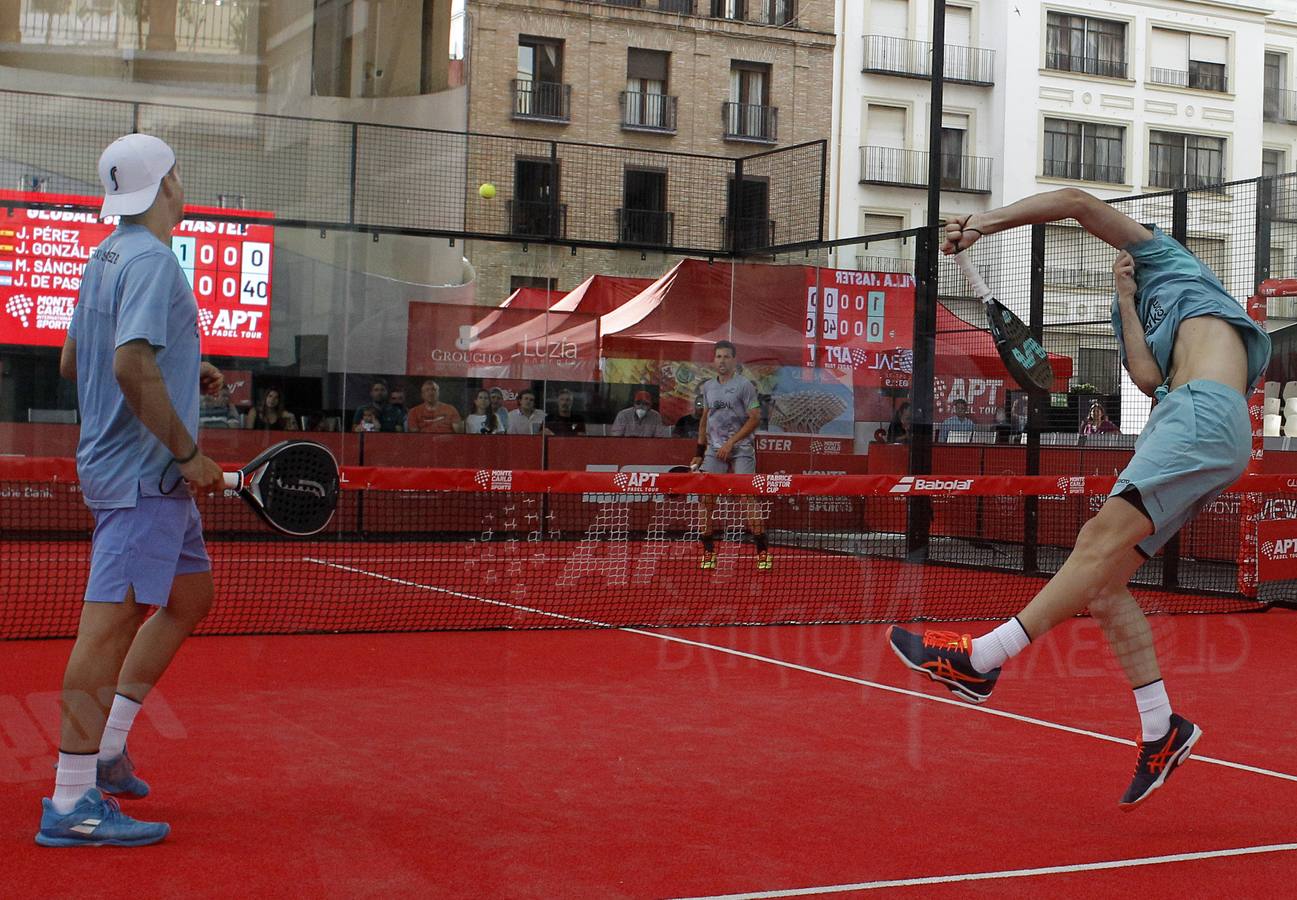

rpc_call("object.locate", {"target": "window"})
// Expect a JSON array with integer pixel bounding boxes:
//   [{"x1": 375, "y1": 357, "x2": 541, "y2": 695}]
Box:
[
  {"x1": 858, "y1": 213, "x2": 908, "y2": 272},
  {"x1": 765, "y1": 0, "x2": 795, "y2": 26},
  {"x1": 725, "y1": 176, "x2": 771, "y2": 250},
  {"x1": 1045, "y1": 12, "x2": 1126, "y2": 78},
  {"x1": 1266, "y1": 52, "x2": 1287, "y2": 122},
  {"x1": 516, "y1": 37, "x2": 567, "y2": 119},
  {"x1": 939, "y1": 115, "x2": 967, "y2": 189},
  {"x1": 624, "y1": 49, "x2": 672, "y2": 131},
  {"x1": 511, "y1": 158, "x2": 564, "y2": 238},
  {"x1": 1150, "y1": 29, "x2": 1228, "y2": 92},
  {"x1": 620, "y1": 169, "x2": 671, "y2": 245},
  {"x1": 1043, "y1": 119, "x2": 1125, "y2": 183},
  {"x1": 712, "y1": 0, "x2": 744, "y2": 19},
  {"x1": 1148, "y1": 130, "x2": 1225, "y2": 190},
  {"x1": 726, "y1": 62, "x2": 775, "y2": 141},
  {"x1": 312, "y1": 0, "x2": 353, "y2": 97},
  {"x1": 869, "y1": 0, "x2": 908, "y2": 37},
  {"x1": 511, "y1": 275, "x2": 558, "y2": 292},
  {"x1": 1264, "y1": 148, "x2": 1286, "y2": 178}
]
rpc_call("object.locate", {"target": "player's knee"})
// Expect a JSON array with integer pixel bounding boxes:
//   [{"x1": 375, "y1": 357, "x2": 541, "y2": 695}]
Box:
[
  {"x1": 1072, "y1": 516, "x2": 1134, "y2": 567},
  {"x1": 169, "y1": 578, "x2": 214, "y2": 629}
]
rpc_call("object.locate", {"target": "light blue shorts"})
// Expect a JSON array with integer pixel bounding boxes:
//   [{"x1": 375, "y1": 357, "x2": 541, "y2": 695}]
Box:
[
  {"x1": 700, "y1": 450, "x2": 756, "y2": 475},
  {"x1": 86, "y1": 496, "x2": 210, "y2": 605},
  {"x1": 1109, "y1": 379, "x2": 1250, "y2": 556}
]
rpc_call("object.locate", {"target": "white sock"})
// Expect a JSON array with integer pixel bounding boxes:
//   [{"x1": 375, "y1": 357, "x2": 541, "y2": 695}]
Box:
[
  {"x1": 969, "y1": 617, "x2": 1031, "y2": 673},
  {"x1": 100, "y1": 693, "x2": 142, "y2": 759},
  {"x1": 1134, "y1": 680, "x2": 1172, "y2": 742},
  {"x1": 52, "y1": 752, "x2": 98, "y2": 814}
]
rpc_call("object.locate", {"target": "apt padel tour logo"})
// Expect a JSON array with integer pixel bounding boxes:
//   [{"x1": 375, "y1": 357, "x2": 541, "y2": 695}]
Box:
[
  {"x1": 6, "y1": 293, "x2": 33, "y2": 327},
  {"x1": 1260, "y1": 538, "x2": 1297, "y2": 561},
  {"x1": 612, "y1": 471, "x2": 662, "y2": 492},
  {"x1": 473, "y1": 469, "x2": 513, "y2": 491}
]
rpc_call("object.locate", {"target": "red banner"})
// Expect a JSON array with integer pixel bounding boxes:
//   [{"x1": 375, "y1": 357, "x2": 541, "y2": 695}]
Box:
[
  {"x1": 806, "y1": 268, "x2": 915, "y2": 389},
  {"x1": 406, "y1": 302, "x2": 599, "y2": 380},
  {"x1": 1259, "y1": 516, "x2": 1297, "y2": 582},
  {"x1": 0, "y1": 192, "x2": 274, "y2": 357}
]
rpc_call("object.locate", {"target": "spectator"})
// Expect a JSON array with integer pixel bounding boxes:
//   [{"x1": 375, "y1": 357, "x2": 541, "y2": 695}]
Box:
[
  {"x1": 994, "y1": 408, "x2": 1014, "y2": 443},
  {"x1": 353, "y1": 405, "x2": 382, "y2": 433},
  {"x1": 199, "y1": 384, "x2": 241, "y2": 429},
  {"x1": 352, "y1": 380, "x2": 404, "y2": 432},
  {"x1": 673, "y1": 394, "x2": 705, "y2": 438},
  {"x1": 465, "y1": 389, "x2": 504, "y2": 434},
  {"x1": 547, "y1": 388, "x2": 586, "y2": 436},
  {"x1": 757, "y1": 393, "x2": 773, "y2": 431},
  {"x1": 388, "y1": 387, "x2": 409, "y2": 431},
  {"x1": 611, "y1": 390, "x2": 664, "y2": 437},
  {"x1": 487, "y1": 387, "x2": 508, "y2": 431},
  {"x1": 507, "y1": 389, "x2": 546, "y2": 435},
  {"x1": 940, "y1": 398, "x2": 976, "y2": 441},
  {"x1": 1081, "y1": 400, "x2": 1120, "y2": 436},
  {"x1": 886, "y1": 401, "x2": 912, "y2": 444},
  {"x1": 406, "y1": 379, "x2": 463, "y2": 434},
  {"x1": 1011, "y1": 394, "x2": 1028, "y2": 434},
  {"x1": 245, "y1": 387, "x2": 296, "y2": 431}
]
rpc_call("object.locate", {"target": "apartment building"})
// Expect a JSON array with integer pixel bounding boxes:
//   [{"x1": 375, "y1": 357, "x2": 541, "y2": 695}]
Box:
[{"x1": 462, "y1": 0, "x2": 836, "y2": 302}]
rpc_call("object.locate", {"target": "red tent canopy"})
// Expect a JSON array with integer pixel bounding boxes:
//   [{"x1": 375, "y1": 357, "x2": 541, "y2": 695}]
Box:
[
  {"x1": 500, "y1": 286, "x2": 563, "y2": 310},
  {"x1": 551, "y1": 275, "x2": 655, "y2": 315}
]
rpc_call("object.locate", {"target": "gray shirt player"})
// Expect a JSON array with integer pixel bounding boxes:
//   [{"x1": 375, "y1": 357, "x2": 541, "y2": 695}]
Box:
[{"x1": 701, "y1": 374, "x2": 759, "y2": 456}]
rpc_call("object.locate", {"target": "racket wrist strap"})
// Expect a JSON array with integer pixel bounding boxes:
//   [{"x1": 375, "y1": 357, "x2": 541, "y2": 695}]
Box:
[{"x1": 175, "y1": 444, "x2": 199, "y2": 465}]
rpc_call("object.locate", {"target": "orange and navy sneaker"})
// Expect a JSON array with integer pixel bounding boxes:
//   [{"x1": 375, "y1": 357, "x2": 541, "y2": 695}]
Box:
[
  {"x1": 700, "y1": 551, "x2": 717, "y2": 571},
  {"x1": 756, "y1": 551, "x2": 773, "y2": 571},
  {"x1": 887, "y1": 626, "x2": 999, "y2": 704},
  {"x1": 1119, "y1": 713, "x2": 1202, "y2": 811}
]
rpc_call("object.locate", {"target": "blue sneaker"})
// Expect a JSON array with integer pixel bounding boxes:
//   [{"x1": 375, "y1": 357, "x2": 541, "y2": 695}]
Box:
[
  {"x1": 35, "y1": 789, "x2": 169, "y2": 847},
  {"x1": 888, "y1": 626, "x2": 1000, "y2": 704},
  {"x1": 98, "y1": 748, "x2": 150, "y2": 799},
  {"x1": 1119, "y1": 713, "x2": 1202, "y2": 811}
]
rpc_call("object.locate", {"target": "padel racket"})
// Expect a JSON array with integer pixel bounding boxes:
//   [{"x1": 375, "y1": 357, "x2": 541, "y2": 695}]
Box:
[
  {"x1": 223, "y1": 440, "x2": 339, "y2": 537},
  {"x1": 668, "y1": 465, "x2": 695, "y2": 473},
  {"x1": 953, "y1": 251, "x2": 1054, "y2": 393}
]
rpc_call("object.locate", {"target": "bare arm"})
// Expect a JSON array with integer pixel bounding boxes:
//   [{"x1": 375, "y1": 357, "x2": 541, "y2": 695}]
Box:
[
  {"x1": 60, "y1": 336, "x2": 76, "y2": 381},
  {"x1": 114, "y1": 340, "x2": 224, "y2": 492},
  {"x1": 1113, "y1": 251, "x2": 1164, "y2": 397},
  {"x1": 946, "y1": 188, "x2": 1153, "y2": 254},
  {"x1": 690, "y1": 407, "x2": 710, "y2": 466}
]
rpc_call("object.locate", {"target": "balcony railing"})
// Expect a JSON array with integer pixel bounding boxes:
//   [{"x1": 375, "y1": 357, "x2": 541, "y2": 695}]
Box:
[
  {"x1": 723, "y1": 101, "x2": 777, "y2": 142},
  {"x1": 620, "y1": 91, "x2": 678, "y2": 133},
  {"x1": 1043, "y1": 52, "x2": 1126, "y2": 79},
  {"x1": 18, "y1": 0, "x2": 257, "y2": 53},
  {"x1": 1264, "y1": 87, "x2": 1297, "y2": 124},
  {"x1": 859, "y1": 146, "x2": 993, "y2": 193},
  {"x1": 1042, "y1": 160, "x2": 1126, "y2": 184},
  {"x1": 617, "y1": 208, "x2": 675, "y2": 245},
  {"x1": 658, "y1": 0, "x2": 695, "y2": 10},
  {"x1": 1147, "y1": 171, "x2": 1226, "y2": 192},
  {"x1": 862, "y1": 35, "x2": 995, "y2": 85},
  {"x1": 512, "y1": 80, "x2": 572, "y2": 122},
  {"x1": 507, "y1": 200, "x2": 568, "y2": 238},
  {"x1": 1044, "y1": 267, "x2": 1113, "y2": 290},
  {"x1": 721, "y1": 216, "x2": 775, "y2": 251},
  {"x1": 855, "y1": 255, "x2": 912, "y2": 273},
  {"x1": 585, "y1": 0, "x2": 697, "y2": 8},
  {"x1": 1149, "y1": 67, "x2": 1228, "y2": 93}
]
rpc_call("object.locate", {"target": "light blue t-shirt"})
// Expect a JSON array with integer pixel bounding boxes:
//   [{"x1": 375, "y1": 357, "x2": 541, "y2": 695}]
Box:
[
  {"x1": 68, "y1": 224, "x2": 200, "y2": 509},
  {"x1": 1112, "y1": 228, "x2": 1271, "y2": 393},
  {"x1": 701, "y1": 374, "x2": 759, "y2": 453}
]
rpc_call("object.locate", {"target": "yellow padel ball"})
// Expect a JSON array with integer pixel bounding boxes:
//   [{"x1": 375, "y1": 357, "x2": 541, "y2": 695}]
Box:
[{"x1": 478, "y1": 183, "x2": 496, "y2": 200}]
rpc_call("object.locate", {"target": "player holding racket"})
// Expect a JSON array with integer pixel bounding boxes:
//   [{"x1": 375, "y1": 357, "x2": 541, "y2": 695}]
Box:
[
  {"x1": 691, "y1": 341, "x2": 771, "y2": 571},
  {"x1": 888, "y1": 188, "x2": 1270, "y2": 808},
  {"x1": 38, "y1": 135, "x2": 225, "y2": 847}
]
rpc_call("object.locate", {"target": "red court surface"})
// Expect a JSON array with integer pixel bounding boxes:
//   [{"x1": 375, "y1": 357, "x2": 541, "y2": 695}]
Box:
[{"x1": 3, "y1": 611, "x2": 1297, "y2": 898}]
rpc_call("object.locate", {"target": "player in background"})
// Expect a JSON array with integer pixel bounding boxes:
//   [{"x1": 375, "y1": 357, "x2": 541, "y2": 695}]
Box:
[{"x1": 691, "y1": 341, "x2": 770, "y2": 571}]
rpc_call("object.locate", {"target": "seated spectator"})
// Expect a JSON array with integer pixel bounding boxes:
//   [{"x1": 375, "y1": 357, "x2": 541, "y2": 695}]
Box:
[
  {"x1": 388, "y1": 387, "x2": 409, "y2": 431},
  {"x1": 353, "y1": 405, "x2": 382, "y2": 433},
  {"x1": 1080, "y1": 400, "x2": 1119, "y2": 436},
  {"x1": 994, "y1": 408, "x2": 1014, "y2": 443},
  {"x1": 487, "y1": 387, "x2": 509, "y2": 431},
  {"x1": 611, "y1": 390, "x2": 664, "y2": 437},
  {"x1": 672, "y1": 394, "x2": 704, "y2": 439},
  {"x1": 547, "y1": 388, "x2": 586, "y2": 436},
  {"x1": 940, "y1": 398, "x2": 976, "y2": 442},
  {"x1": 245, "y1": 387, "x2": 297, "y2": 431},
  {"x1": 352, "y1": 379, "x2": 405, "y2": 432},
  {"x1": 406, "y1": 379, "x2": 463, "y2": 433},
  {"x1": 507, "y1": 389, "x2": 546, "y2": 435},
  {"x1": 465, "y1": 389, "x2": 504, "y2": 434},
  {"x1": 886, "y1": 401, "x2": 912, "y2": 445},
  {"x1": 199, "y1": 384, "x2": 241, "y2": 429}
]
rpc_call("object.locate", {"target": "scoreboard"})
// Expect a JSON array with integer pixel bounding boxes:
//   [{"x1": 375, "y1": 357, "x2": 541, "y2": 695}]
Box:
[{"x1": 0, "y1": 191, "x2": 274, "y2": 357}]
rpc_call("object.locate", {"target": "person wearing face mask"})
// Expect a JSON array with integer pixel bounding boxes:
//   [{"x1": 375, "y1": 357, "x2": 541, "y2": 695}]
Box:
[{"x1": 610, "y1": 389, "x2": 664, "y2": 437}]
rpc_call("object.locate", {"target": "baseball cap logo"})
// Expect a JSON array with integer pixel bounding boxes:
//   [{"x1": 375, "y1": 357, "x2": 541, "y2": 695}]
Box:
[{"x1": 109, "y1": 166, "x2": 119, "y2": 191}]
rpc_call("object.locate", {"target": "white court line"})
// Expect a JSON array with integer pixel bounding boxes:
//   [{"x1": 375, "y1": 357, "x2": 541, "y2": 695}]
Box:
[
  {"x1": 305, "y1": 557, "x2": 1297, "y2": 786},
  {"x1": 669, "y1": 843, "x2": 1297, "y2": 899}
]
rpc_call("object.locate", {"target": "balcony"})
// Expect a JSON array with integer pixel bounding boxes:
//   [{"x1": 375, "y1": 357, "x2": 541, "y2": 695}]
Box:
[
  {"x1": 862, "y1": 35, "x2": 994, "y2": 86},
  {"x1": 1147, "y1": 171, "x2": 1226, "y2": 192},
  {"x1": 658, "y1": 0, "x2": 695, "y2": 10},
  {"x1": 512, "y1": 80, "x2": 572, "y2": 123},
  {"x1": 721, "y1": 216, "x2": 775, "y2": 251},
  {"x1": 859, "y1": 146, "x2": 993, "y2": 193},
  {"x1": 855, "y1": 255, "x2": 911, "y2": 273},
  {"x1": 17, "y1": 0, "x2": 258, "y2": 53},
  {"x1": 507, "y1": 200, "x2": 568, "y2": 239},
  {"x1": 1044, "y1": 267, "x2": 1113, "y2": 290},
  {"x1": 1043, "y1": 52, "x2": 1127, "y2": 79},
  {"x1": 617, "y1": 208, "x2": 675, "y2": 246},
  {"x1": 723, "y1": 101, "x2": 777, "y2": 143},
  {"x1": 1149, "y1": 67, "x2": 1228, "y2": 93},
  {"x1": 620, "y1": 91, "x2": 678, "y2": 133},
  {"x1": 1042, "y1": 160, "x2": 1126, "y2": 185},
  {"x1": 1265, "y1": 87, "x2": 1297, "y2": 124}
]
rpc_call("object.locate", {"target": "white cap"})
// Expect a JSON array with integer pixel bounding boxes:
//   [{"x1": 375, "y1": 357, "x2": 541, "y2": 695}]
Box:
[{"x1": 97, "y1": 133, "x2": 176, "y2": 218}]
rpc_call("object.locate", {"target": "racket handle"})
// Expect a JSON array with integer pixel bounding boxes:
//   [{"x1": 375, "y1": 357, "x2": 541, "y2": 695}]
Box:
[
  {"x1": 223, "y1": 472, "x2": 242, "y2": 490},
  {"x1": 953, "y1": 251, "x2": 993, "y2": 301}
]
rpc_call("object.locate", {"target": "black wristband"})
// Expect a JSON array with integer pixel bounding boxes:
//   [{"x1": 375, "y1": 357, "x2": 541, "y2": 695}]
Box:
[
  {"x1": 175, "y1": 444, "x2": 199, "y2": 465},
  {"x1": 695, "y1": 443, "x2": 707, "y2": 457}
]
